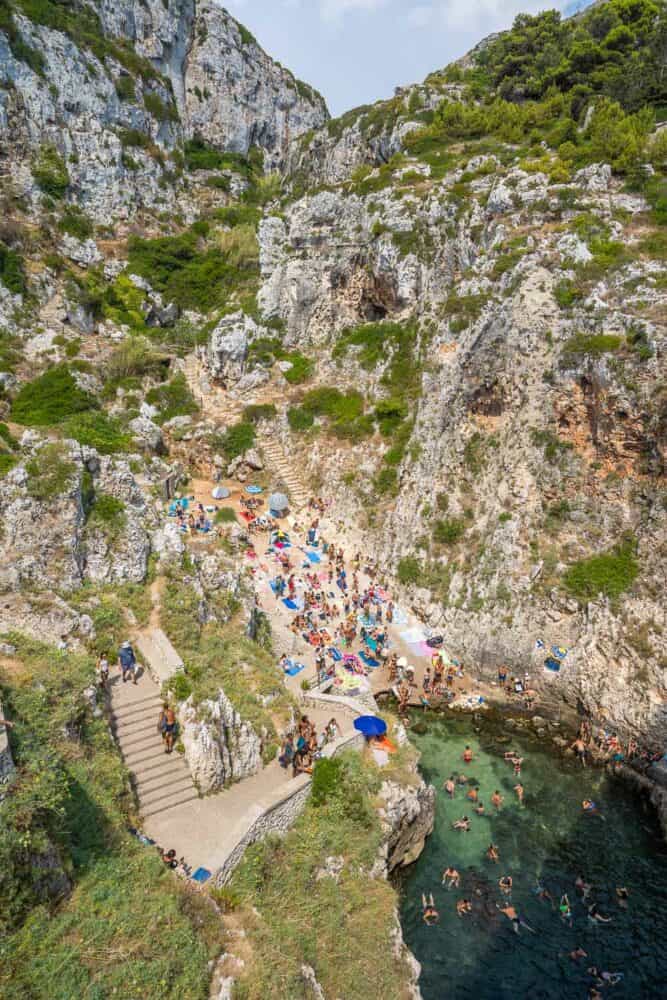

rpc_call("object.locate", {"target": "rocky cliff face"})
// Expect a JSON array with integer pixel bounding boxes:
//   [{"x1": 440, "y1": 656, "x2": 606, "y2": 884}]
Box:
[
  {"x1": 178, "y1": 687, "x2": 264, "y2": 794},
  {"x1": 0, "y1": 0, "x2": 327, "y2": 219}
]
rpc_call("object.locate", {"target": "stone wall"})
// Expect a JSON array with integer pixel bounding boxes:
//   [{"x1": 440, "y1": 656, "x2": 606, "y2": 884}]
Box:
[{"x1": 214, "y1": 728, "x2": 364, "y2": 886}]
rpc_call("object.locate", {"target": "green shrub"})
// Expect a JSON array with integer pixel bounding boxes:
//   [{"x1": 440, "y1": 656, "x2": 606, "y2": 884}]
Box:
[
  {"x1": 114, "y1": 74, "x2": 136, "y2": 101},
  {"x1": 61, "y1": 411, "x2": 131, "y2": 454},
  {"x1": 58, "y1": 206, "x2": 94, "y2": 241},
  {"x1": 32, "y1": 144, "x2": 69, "y2": 198},
  {"x1": 282, "y1": 352, "x2": 313, "y2": 385},
  {"x1": 433, "y1": 517, "x2": 465, "y2": 544},
  {"x1": 530, "y1": 427, "x2": 573, "y2": 463},
  {"x1": 0, "y1": 453, "x2": 17, "y2": 476},
  {"x1": 220, "y1": 421, "x2": 255, "y2": 459},
  {"x1": 310, "y1": 757, "x2": 344, "y2": 806},
  {"x1": 243, "y1": 403, "x2": 277, "y2": 423},
  {"x1": 0, "y1": 422, "x2": 17, "y2": 450},
  {"x1": 563, "y1": 537, "x2": 639, "y2": 602},
  {"x1": 143, "y1": 90, "x2": 179, "y2": 122},
  {"x1": 0, "y1": 242, "x2": 27, "y2": 296},
  {"x1": 563, "y1": 333, "x2": 622, "y2": 356},
  {"x1": 87, "y1": 493, "x2": 126, "y2": 537},
  {"x1": 25, "y1": 442, "x2": 76, "y2": 500},
  {"x1": 145, "y1": 372, "x2": 199, "y2": 424},
  {"x1": 288, "y1": 407, "x2": 315, "y2": 432},
  {"x1": 397, "y1": 556, "x2": 421, "y2": 586},
  {"x1": 554, "y1": 278, "x2": 584, "y2": 309},
  {"x1": 10, "y1": 365, "x2": 97, "y2": 426},
  {"x1": 118, "y1": 128, "x2": 150, "y2": 149},
  {"x1": 106, "y1": 337, "x2": 168, "y2": 381}
]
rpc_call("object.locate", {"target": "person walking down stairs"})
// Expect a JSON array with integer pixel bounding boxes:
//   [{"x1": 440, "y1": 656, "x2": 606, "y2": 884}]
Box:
[
  {"x1": 118, "y1": 640, "x2": 139, "y2": 685},
  {"x1": 157, "y1": 703, "x2": 178, "y2": 755}
]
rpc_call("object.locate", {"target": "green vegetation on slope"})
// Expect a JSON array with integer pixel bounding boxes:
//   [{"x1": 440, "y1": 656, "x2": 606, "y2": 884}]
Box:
[
  {"x1": 0, "y1": 635, "x2": 220, "y2": 999},
  {"x1": 563, "y1": 536, "x2": 639, "y2": 602},
  {"x1": 10, "y1": 365, "x2": 97, "y2": 426},
  {"x1": 228, "y1": 751, "x2": 416, "y2": 999}
]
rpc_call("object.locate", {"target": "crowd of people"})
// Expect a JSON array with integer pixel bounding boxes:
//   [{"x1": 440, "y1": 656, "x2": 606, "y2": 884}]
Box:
[{"x1": 278, "y1": 714, "x2": 340, "y2": 777}]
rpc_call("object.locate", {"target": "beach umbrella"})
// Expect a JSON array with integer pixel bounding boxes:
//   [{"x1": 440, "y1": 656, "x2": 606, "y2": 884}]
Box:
[
  {"x1": 269, "y1": 492, "x2": 289, "y2": 512},
  {"x1": 354, "y1": 715, "x2": 387, "y2": 738},
  {"x1": 246, "y1": 485, "x2": 263, "y2": 495},
  {"x1": 212, "y1": 486, "x2": 230, "y2": 500},
  {"x1": 397, "y1": 656, "x2": 408, "y2": 669}
]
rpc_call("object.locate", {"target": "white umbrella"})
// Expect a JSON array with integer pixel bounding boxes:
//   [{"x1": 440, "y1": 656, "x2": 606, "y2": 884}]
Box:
[
  {"x1": 212, "y1": 486, "x2": 230, "y2": 500},
  {"x1": 269, "y1": 492, "x2": 289, "y2": 511}
]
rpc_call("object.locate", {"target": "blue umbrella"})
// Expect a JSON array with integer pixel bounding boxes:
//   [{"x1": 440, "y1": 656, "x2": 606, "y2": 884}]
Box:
[{"x1": 353, "y1": 715, "x2": 387, "y2": 737}]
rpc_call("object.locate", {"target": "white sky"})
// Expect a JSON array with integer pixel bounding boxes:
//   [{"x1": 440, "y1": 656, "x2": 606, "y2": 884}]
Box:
[{"x1": 222, "y1": 1, "x2": 592, "y2": 115}]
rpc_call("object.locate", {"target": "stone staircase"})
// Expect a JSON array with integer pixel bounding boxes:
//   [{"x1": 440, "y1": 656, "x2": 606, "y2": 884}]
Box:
[
  {"x1": 109, "y1": 672, "x2": 199, "y2": 820},
  {"x1": 257, "y1": 432, "x2": 310, "y2": 512}
]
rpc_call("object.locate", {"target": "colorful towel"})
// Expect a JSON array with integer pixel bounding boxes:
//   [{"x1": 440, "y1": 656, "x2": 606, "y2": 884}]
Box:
[
  {"x1": 366, "y1": 636, "x2": 378, "y2": 652},
  {"x1": 410, "y1": 641, "x2": 435, "y2": 658},
  {"x1": 306, "y1": 550, "x2": 321, "y2": 564},
  {"x1": 551, "y1": 645, "x2": 568, "y2": 660},
  {"x1": 328, "y1": 647, "x2": 343, "y2": 662},
  {"x1": 240, "y1": 510, "x2": 254, "y2": 523},
  {"x1": 283, "y1": 598, "x2": 299, "y2": 610},
  {"x1": 246, "y1": 485, "x2": 263, "y2": 495},
  {"x1": 284, "y1": 662, "x2": 305, "y2": 677},
  {"x1": 391, "y1": 607, "x2": 409, "y2": 625},
  {"x1": 359, "y1": 650, "x2": 380, "y2": 668},
  {"x1": 544, "y1": 657, "x2": 561, "y2": 673}
]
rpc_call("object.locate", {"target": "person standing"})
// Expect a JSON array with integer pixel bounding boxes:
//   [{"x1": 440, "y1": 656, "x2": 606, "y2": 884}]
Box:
[{"x1": 118, "y1": 641, "x2": 138, "y2": 685}]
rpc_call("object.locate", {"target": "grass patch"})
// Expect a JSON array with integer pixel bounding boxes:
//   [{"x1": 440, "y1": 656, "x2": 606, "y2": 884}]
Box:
[
  {"x1": 0, "y1": 242, "x2": 27, "y2": 296},
  {"x1": 563, "y1": 537, "x2": 639, "y2": 603},
  {"x1": 58, "y1": 206, "x2": 93, "y2": 242},
  {"x1": 24, "y1": 442, "x2": 76, "y2": 501},
  {"x1": 397, "y1": 556, "x2": 421, "y2": 586},
  {"x1": 433, "y1": 517, "x2": 465, "y2": 545},
  {"x1": 243, "y1": 403, "x2": 277, "y2": 424},
  {"x1": 32, "y1": 144, "x2": 69, "y2": 199},
  {"x1": 10, "y1": 365, "x2": 97, "y2": 426},
  {"x1": 61, "y1": 411, "x2": 131, "y2": 454},
  {"x1": 563, "y1": 333, "x2": 623, "y2": 357},
  {"x1": 289, "y1": 387, "x2": 372, "y2": 441},
  {"x1": 0, "y1": 634, "x2": 220, "y2": 996},
  {"x1": 228, "y1": 751, "x2": 415, "y2": 999},
  {"x1": 145, "y1": 372, "x2": 199, "y2": 424},
  {"x1": 530, "y1": 427, "x2": 573, "y2": 463},
  {"x1": 216, "y1": 421, "x2": 256, "y2": 460}
]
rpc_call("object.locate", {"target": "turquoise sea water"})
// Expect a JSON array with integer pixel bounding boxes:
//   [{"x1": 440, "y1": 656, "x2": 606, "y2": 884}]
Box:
[{"x1": 399, "y1": 714, "x2": 667, "y2": 1000}]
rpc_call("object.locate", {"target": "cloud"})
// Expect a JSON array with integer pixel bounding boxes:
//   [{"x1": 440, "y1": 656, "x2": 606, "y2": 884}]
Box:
[
  {"x1": 434, "y1": 0, "x2": 564, "y2": 31},
  {"x1": 318, "y1": 0, "x2": 389, "y2": 23}
]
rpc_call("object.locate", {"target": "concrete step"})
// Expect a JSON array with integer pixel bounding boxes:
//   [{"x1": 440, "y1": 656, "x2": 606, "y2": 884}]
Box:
[
  {"x1": 136, "y1": 771, "x2": 194, "y2": 801},
  {"x1": 133, "y1": 762, "x2": 191, "y2": 792},
  {"x1": 139, "y1": 778, "x2": 197, "y2": 810},
  {"x1": 111, "y1": 704, "x2": 163, "y2": 728},
  {"x1": 142, "y1": 791, "x2": 201, "y2": 819}
]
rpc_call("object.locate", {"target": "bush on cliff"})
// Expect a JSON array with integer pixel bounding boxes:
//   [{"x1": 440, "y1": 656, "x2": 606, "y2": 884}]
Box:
[
  {"x1": 10, "y1": 365, "x2": 97, "y2": 426},
  {"x1": 563, "y1": 536, "x2": 639, "y2": 602}
]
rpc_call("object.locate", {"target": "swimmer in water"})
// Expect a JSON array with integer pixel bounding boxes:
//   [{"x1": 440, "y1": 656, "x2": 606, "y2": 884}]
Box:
[
  {"x1": 463, "y1": 745, "x2": 473, "y2": 763},
  {"x1": 534, "y1": 880, "x2": 554, "y2": 907},
  {"x1": 514, "y1": 782, "x2": 524, "y2": 804},
  {"x1": 616, "y1": 886, "x2": 629, "y2": 909},
  {"x1": 588, "y1": 902, "x2": 613, "y2": 924},
  {"x1": 513, "y1": 758, "x2": 523, "y2": 777},
  {"x1": 486, "y1": 843, "x2": 500, "y2": 863},
  {"x1": 498, "y1": 875, "x2": 513, "y2": 895},
  {"x1": 491, "y1": 790, "x2": 504, "y2": 809},
  {"x1": 452, "y1": 815, "x2": 471, "y2": 832},
  {"x1": 474, "y1": 800, "x2": 485, "y2": 815},
  {"x1": 559, "y1": 894, "x2": 572, "y2": 926},
  {"x1": 496, "y1": 903, "x2": 535, "y2": 935},
  {"x1": 569, "y1": 947, "x2": 588, "y2": 961},
  {"x1": 457, "y1": 773, "x2": 468, "y2": 785},
  {"x1": 582, "y1": 799, "x2": 605, "y2": 819},
  {"x1": 467, "y1": 786, "x2": 478, "y2": 803},
  {"x1": 587, "y1": 967, "x2": 624, "y2": 987},
  {"x1": 421, "y1": 893, "x2": 439, "y2": 925},
  {"x1": 456, "y1": 898, "x2": 472, "y2": 917},
  {"x1": 575, "y1": 874, "x2": 592, "y2": 900},
  {"x1": 444, "y1": 776, "x2": 456, "y2": 797},
  {"x1": 442, "y1": 866, "x2": 460, "y2": 889}
]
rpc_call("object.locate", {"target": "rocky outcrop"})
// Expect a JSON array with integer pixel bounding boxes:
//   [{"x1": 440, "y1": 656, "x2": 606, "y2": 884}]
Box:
[
  {"x1": 178, "y1": 688, "x2": 263, "y2": 793},
  {"x1": 0, "y1": 0, "x2": 327, "y2": 220},
  {"x1": 0, "y1": 699, "x2": 15, "y2": 795},
  {"x1": 612, "y1": 761, "x2": 667, "y2": 841},
  {"x1": 0, "y1": 443, "x2": 151, "y2": 593},
  {"x1": 207, "y1": 310, "x2": 255, "y2": 385},
  {"x1": 378, "y1": 778, "x2": 436, "y2": 873}
]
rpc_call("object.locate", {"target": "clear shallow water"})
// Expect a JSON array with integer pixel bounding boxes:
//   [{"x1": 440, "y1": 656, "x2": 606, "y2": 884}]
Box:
[{"x1": 399, "y1": 714, "x2": 667, "y2": 1000}]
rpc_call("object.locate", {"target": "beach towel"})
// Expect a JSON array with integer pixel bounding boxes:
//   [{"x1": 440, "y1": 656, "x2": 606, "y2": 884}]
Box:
[
  {"x1": 391, "y1": 606, "x2": 409, "y2": 625},
  {"x1": 366, "y1": 636, "x2": 378, "y2": 652},
  {"x1": 409, "y1": 641, "x2": 435, "y2": 658},
  {"x1": 246, "y1": 485, "x2": 263, "y2": 494},
  {"x1": 284, "y1": 659, "x2": 306, "y2": 677},
  {"x1": 283, "y1": 598, "x2": 299, "y2": 610},
  {"x1": 544, "y1": 657, "x2": 561, "y2": 673},
  {"x1": 240, "y1": 511, "x2": 254, "y2": 523},
  {"x1": 359, "y1": 650, "x2": 380, "y2": 668},
  {"x1": 401, "y1": 627, "x2": 427, "y2": 644},
  {"x1": 358, "y1": 614, "x2": 375, "y2": 629},
  {"x1": 328, "y1": 647, "x2": 343, "y2": 662},
  {"x1": 306, "y1": 550, "x2": 321, "y2": 564},
  {"x1": 270, "y1": 580, "x2": 280, "y2": 594},
  {"x1": 375, "y1": 587, "x2": 391, "y2": 601},
  {"x1": 551, "y1": 645, "x2": 568, "y2": 660},
  {"x1": 192, "y1": 867, "x2": 211, "y2": 883}
]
